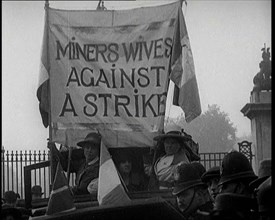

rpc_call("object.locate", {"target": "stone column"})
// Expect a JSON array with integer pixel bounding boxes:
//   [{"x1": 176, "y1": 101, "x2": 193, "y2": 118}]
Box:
[{"x1": 241, "y1": 91, "x2": 271, "y2": 173}]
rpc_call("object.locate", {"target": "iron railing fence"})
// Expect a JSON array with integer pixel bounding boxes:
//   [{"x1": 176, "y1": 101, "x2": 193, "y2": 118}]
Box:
[
  {"x1": 1, "y1": 149, "x2": 76, "y2": 199},
  {"x1": 199, "y1": 152, "x2": 227, "y2": 170},
  {"x1": 2, "y1": 149, "x2": 247, "y2": 199}
]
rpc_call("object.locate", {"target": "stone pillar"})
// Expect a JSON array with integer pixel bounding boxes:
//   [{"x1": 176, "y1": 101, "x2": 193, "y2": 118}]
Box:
[{"x1": 241, "y1": 91, "x2": 271, "y2": 173}]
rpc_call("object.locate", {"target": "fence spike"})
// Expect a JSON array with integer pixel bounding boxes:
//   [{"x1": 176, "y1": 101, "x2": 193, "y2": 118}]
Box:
[
  {"x1": 43, "y1": 150, "x2": 46, "y2": 160},
  {"x1": 11, "y1": 151, "x2": 14, "y2": 162},
  {"x1": 38, "y1": 151, "x2": 41, "y2": 162}
]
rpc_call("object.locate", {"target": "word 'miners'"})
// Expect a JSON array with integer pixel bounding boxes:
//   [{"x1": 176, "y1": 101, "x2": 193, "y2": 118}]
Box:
[{"x1": 55, "y1": 37, "x2": 172, "y2": 63}]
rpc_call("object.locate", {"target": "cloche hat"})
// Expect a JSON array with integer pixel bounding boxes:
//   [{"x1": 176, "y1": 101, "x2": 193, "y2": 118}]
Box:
[{"x1": 77, "y1": 132, "x2": 101, "y2": 148}]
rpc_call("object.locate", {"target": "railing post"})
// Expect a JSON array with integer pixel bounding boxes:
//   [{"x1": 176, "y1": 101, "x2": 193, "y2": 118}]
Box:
[
  {"x1": 1, "y1": 146, "x2": 5, "y2": 196},
  {"x1": 29, "y1": 150, "x2": 32, "y2": 165},
  {"x1": 7, "y1": 151, "x2": 10, "y2": 191},
  {"x1": 34, "y1": 150, "x2": 37, "y2": 185},
  {"x1": 24, "y1": 166, "x2": 32, "y2": 209},
  {"x1": 20, "y1": 150, "x2": 23, "y2": 198},
  {"x1": 11, "y1": 151, "x2": 14, "y2": 191},
  {"x1": 15, "y1": 151, "x2": 19, "y2": 195}
]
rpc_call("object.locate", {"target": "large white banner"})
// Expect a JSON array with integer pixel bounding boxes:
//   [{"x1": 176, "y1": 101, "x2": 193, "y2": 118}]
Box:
[{"x1": 42, "y1": 1, "x2": 196, "y2": 147}]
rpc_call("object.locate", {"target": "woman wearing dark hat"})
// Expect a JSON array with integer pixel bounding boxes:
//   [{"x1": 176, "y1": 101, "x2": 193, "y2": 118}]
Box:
[
  {"x1": 49, "y1": 132, "x2": 101, "y2": 195},
  {"x1": 148, "y1": 124, "x2": 200, "y2": 190}
]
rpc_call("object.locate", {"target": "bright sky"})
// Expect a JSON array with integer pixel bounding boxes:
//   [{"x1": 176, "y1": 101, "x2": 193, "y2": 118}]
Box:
[{"x1": 2, "y1": 1, "x2": 271, "y2": 151}]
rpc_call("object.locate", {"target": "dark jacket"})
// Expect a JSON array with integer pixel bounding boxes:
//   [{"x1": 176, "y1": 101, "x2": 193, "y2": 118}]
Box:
[
  {"x1": 51, "y1": 145, "x2": 99, "y2": 195},
  {"x1": 71, "y1": 159, "x2": 99, "y2": 195}
]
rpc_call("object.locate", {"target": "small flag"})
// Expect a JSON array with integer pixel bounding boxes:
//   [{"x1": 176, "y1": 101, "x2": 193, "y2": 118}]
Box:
[
  {"x1": 97, "y1": 142, "x2": 131, "y2": 206},
  {"x1": 171, "y1": 6, "x2": 201, "y2": 122},
  {"x1": 46, "y1": 163, "x2": 76, "y2": 215}
]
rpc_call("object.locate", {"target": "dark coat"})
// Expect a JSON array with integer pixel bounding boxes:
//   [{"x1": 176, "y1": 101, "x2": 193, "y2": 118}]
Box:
[
  {"x1": 53, "y1": 147, "x2": 99, "y2": 195},
  {"x1": 71, "y1": 159, "x2": 100, "y2": 195}
]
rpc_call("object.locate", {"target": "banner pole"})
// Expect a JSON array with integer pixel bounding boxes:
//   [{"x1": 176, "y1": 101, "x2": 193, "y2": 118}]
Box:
[
  {"x1": 44, "y1": 0, "x2": 56, "y2": 185},
  {"x1": 45, "y1": 1, "x2": 50, "y2": 139},
  {"x1": 67, "y1": 146, "x2": 72, "y2": 185}
]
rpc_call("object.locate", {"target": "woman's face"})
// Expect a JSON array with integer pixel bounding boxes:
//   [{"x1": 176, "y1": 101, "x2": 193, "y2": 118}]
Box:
[
  {"x1": 119, "y1": 160, "x2": 132, "y2": 174},
  {"x1": 83, "y1": 145, "x2": 99, "y2": 163},
  {"x1": 164, "y1": 138, "x2": 181, "y2": 155}
]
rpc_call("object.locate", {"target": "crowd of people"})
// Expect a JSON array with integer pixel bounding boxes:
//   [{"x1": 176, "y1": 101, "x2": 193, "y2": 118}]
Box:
[
  {"x1": 1, "y1": 186, "x2": 42, "y2": 219},
  {"x1": 173, "y1": 153, "x2": 271, "y2": 220},
  {"x1": 1, "y1": 127, "x2": 272, "y2": 220},
  {"x1": 152, "y1": 125, "x2": 271, "y2": 220}
]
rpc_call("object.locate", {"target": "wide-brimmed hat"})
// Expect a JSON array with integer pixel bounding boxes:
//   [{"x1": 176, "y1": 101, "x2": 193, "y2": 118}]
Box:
[
  {"x1": 249, "y1": 159, "x2": 271, "y2": 189},
  {"x1": 154, "y1": 124, "x2": 200, "y2": 161},
  {"x1": 77, "y1": 132, "x2": 101, "y2": 148},
  {"x1": 201, "y1": 166, "x2": 220, "y2": 183},
  {"x1": 153, "y1": 124, "x2": 190, "y2": 142},
  {"x1": 172, "y1": 163, "x2": 207, "y2": 195},
  {"x1": 31, "y1": 185, "x2": 43, "y2": 195},
  {"x1": 218, "y1": 151, "x2": 257, "y2": 186}
]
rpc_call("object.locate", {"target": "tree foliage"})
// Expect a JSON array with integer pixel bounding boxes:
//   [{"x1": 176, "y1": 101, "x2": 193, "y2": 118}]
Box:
[{"x1": 166, "y1": 104, "x2": 237, "y2": 153}]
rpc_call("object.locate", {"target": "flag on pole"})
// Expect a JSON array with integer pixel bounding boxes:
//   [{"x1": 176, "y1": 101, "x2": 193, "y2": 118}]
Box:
[
  {"x1": 46, "y1": 163, "x2": 76, "y2": 215},
  {"x1": 98, "y1": 142, "x2": 131, "y2": 206},
  {"x1": 37, "y1": 7, "x2": 50, "y2": 128},
  {"x1": 171, "y1": 5, "x2": 201, "y2": 123}
]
